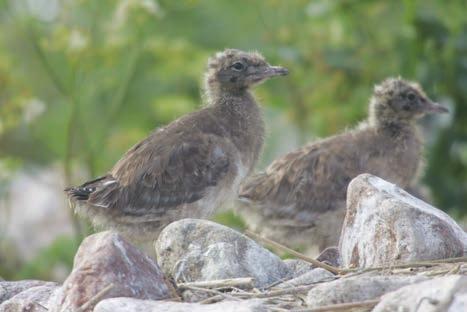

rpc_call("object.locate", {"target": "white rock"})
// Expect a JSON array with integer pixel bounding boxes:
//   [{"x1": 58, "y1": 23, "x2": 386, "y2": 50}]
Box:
[
  {"x1": 374, "y1": 275, "x2": 467, "y2": 312},
  {"x1": 0, "y1": 284, "x2": 59, "y2": 312},
  {"x1": 449, "y1": 293, "x2": 467, "y2": 312},
  {"x1": 275, "y1": 268, "x2": 335, "y2": 288},
  {"x1": 305, "y1": 274, "x2": 426, "y2": 308},
  {"x1": 94, "y1": 298, "x2": 267, "y2": 312},
  {"x1": 340, "y1": 174, "x2": 467, "y2": 268},
  {"x1": 155, "y1": 219, "x2": 290, "y2": 288}
]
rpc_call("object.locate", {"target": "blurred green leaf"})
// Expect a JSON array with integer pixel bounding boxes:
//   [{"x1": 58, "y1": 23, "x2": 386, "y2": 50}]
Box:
[{"x1": 15, "y1": 236, "x2": 79, "y2": 281}]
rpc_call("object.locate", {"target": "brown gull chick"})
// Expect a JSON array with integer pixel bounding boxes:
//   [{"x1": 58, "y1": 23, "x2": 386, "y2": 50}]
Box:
[
  {"x1": 65, "y1": 49, "x2": 288, "y2": 243},
  {"x1": 238, "y1": 77, "x2": 448, "y2": 254}
]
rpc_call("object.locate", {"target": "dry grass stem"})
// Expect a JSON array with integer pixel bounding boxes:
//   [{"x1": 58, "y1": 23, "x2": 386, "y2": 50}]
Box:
[
  {"x1": 244, "y1": 230, "x2": 342, "y2": 275},
  {"x1": 293, "y1": 298, "x2": 380, "y2": 312},
  {"x1": 178, "y1": 277, "x2": 254, "y2": 290},
  {"x1": 75, "y1": 283, "x2": 114, "y2": 312}
]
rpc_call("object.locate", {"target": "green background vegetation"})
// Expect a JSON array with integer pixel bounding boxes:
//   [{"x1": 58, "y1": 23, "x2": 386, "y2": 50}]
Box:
[{"x1": 0, "y1": 0, "x2": 466, "y2": 280}]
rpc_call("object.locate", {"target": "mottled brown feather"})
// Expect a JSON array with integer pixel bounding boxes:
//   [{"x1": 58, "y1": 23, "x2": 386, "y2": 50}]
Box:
[{"x1": 90, "y1": 115, "x2": 231, "y2": 216}]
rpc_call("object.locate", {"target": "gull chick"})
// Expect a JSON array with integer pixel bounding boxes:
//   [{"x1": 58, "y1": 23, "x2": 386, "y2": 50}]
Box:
[
  {"x1": 66, "y1": 49, "x2": 288, "y2": 243},
  {"x1": 239, "y1": 78, "x2": 448, "y2": 253}
]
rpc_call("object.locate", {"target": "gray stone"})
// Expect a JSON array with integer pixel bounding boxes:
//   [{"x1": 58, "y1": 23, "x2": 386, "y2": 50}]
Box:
[
  {"x1": 51, "y1": 231, "x2": 175, "y2": 312},
  {"x1": 374, "y1": 275, "x2": 467, "y2": 312},
  {"x1": 155, "y1": 219, "x2": 290, "y2": 288},
  {"x1": 94, "y1": 297, "x2": 267, "y2": 312},
  {"x1": 0, "y1": 284, "x2": 58, "y2": 312},
  {"x1": 0, "y1": 280, "x2": 57, "y2": 304},
  {"x1": 276, "y1": 268, "x2": 335, "y2": 289},
  {"x1": 283, "y1": 248, "x2": 340, "y2": 280},
  {"x1": 340, "y1": 174, "x2": 467, "y2": 269},
  {"x1": 305, "y1": 274, "x2": 426, "y2": 308},
  {"x1": 283, "y1": 259, "x2": 314, "y2": 278}
]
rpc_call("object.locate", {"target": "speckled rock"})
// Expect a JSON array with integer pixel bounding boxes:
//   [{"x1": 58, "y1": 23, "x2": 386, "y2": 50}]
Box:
[
  {"x1": 340, "y1": 174, "x2": 467, "y2": 269},
  {"x1": 94, "y1": 298, "x2": 267, "y2": 312},
  {"x1": 305, "y1": 274, "x2": 426, "y2": 308},
  {"x1": 283, "y1": 259, "x2": 314, "y2": 279},
  {"x1": 0, "y1": 280, "x2": 57, "y2": 304},
  {"x1": 0, "y1": 284, "x2": 59, "y2": 312},
  {"x1": 276, "y1": 268, "x2": 335, "y2": 288},
  {"x1": 155, "y1": 219, "x2": 290, "y2": 288},
  {"x1": 374, "y1": 275, "x2": 467, "y2": 312},
  {"x1": 50, "y1": 231, "x2": 175, "y2": 312}
]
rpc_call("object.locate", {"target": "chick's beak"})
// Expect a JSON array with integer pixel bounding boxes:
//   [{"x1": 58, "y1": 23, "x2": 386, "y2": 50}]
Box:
[
  {"x1": 262, "y1": 65, "x2": 289, "y2": 78},
  {"x1": 424, "y1": 100, "x2": 449, "y2": 114}
]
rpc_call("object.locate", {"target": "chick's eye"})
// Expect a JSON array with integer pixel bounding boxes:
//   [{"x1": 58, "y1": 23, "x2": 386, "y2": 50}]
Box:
[
  {"x1": 231, "y1": 62, "x2": 244, "y2": 71},
  {"x1": 407, "y1": 92, "x2": 416, "y2": 101}
]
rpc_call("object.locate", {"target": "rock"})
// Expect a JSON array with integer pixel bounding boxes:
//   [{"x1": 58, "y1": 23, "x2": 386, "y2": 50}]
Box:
[
  {"x1": 0, "y1": 280, "x2": 57, "y2": 304},
  {"x1": 305, "y1": 274, "x2": 426, "y2": 308},
  {"x1": 51, "y1": 231, "x2": 175, "y2": 312},
  {"x1": 340, "y1": 174, "x2": 467, "y2": 269},
  {"x1": 180, "y1": 289, "x2": 211, "y2": 303},
  {"x1": 374, "y1": 275, "x2": 467, "y2": 312},
  {"x1": 155, "y1": 219, "x2": 290, "y2": 288},
  {"x1": 316, "y1": 247, "x2": 341, "y2": 267},
  {"x1": 0, "y1": 284, "x2": 59, "y2": 312},
  {"x1": 94, "y1": 297, "x2": 267, "y2": 312},
  {"x1": 449, "y1": 293, "x2": 467, "y2": 312},
  {"x1": 276, "y1": 268, "x2": 335, "y2": 288},
  {"x1": 283, "y1": 248, "x2": 340, "y2": 280},
  {"x1": 283, "y1": 259, "x2": 314, "y2": 278}
]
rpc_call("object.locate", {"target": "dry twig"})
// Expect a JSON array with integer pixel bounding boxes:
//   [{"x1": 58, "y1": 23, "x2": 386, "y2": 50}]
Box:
[
  {"x1": 75, "y1": 283, "x2": 114, "y2": 312},
  {"x1": 178, "y1": 277, "x2": 254, "y2": 290},
  {"x1": 293, "y1": 299, "x2": 380, "y2": 311},
  {"x1": 343, "y1": 256, "x2": 467, "y2": 274},
  {"x1": 235, "y1": 284, "x2": 314, "y2": 299},
  {"x1": 33, "y1": 302, "x2": 49, "y2": 311},
  {"x1": 182, "y1": 284, "x2": 240, "y2": 302},
  {"x1": 245, "y1": 230, "x2": 341, "y2": 275},
  {"x1": 198, "y1": 294, "x2": 225, "y2": 304}
]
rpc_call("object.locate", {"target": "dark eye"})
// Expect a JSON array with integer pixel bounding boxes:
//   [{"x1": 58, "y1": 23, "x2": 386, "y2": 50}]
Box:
[
  {"x1": 407, "y1": 92, "x2": 416, "y2": 101},
  {"x1": 231, "y1": 62, "x2": 244, "y2": 71}
]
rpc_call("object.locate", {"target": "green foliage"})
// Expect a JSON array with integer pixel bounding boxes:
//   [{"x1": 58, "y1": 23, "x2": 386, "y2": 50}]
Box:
[
  {"x1": 422, "y1": 19, "x2": 467, "y2": 214},
  {"x1": 0, "y1": 0, "x2": 466, "y2": 280},
  {"x1": 212, "y1": 210, "x2": 246, "y2": 231},
  {"x1": 14, "y1": 236, "x2": 79, "y2": 281},
  {"x1": 0, "y1": 236, "x2": 79, "y2": 281}
]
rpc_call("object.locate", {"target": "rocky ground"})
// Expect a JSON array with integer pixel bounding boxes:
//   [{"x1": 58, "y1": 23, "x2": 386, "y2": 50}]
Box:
[{"x1": 1, "y1": 173, "x2": 467, "y2": 312}]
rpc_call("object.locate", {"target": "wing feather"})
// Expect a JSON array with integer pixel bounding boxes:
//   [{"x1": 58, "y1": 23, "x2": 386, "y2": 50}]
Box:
[
  {"x1": 240, "y1": 138, "x2": 354, "y2": 217},
  {"x1": 84, "y1": 133, "x2": 230, "y2": 217}
]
